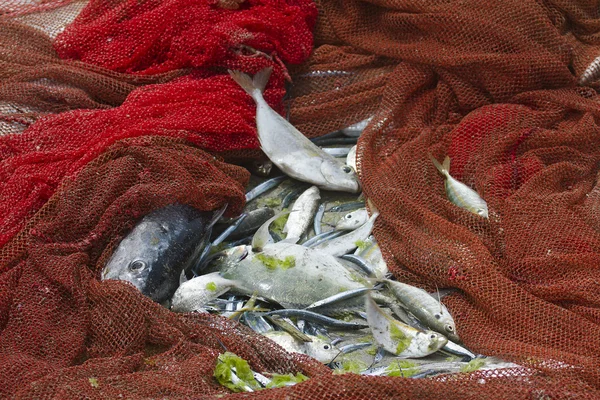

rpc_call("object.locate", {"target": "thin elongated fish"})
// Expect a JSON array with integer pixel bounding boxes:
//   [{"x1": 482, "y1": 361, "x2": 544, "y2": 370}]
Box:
[
  {"x1": 102, "y1": 203, "x2": 225, "y2": 303},
  {"x1": 314, "y1": 201, "x2": 379, "y2": 257},
  {"x1": 365, "y1": 294, "x2": 447, "y2": 358},
  {"x1": 335, "y1": 208, "x2": 368, "y2": 231},
  {"x1": 262, "y1": 309, "x2": 368, "y2": 330},
  {"x1": 382, "y1": 279, "x2": 459, "y2": 342},
  {"x1": 429, "y1": 154, "x2": 488, "y2": 218},
  {"x1": 213, "y1": 207, "x2": 274, "y2": 241},
  {"x1": 171, "y1": 272, "x2": 239, "y2": 313},
  {"x1": 282, "y1": 186, "x2": 320, "y2": 243},
  {"x1": 263, "y1": 331, "x2": 339, "y2": 363},
  {"x1": 229, "y1": 68, "x2": 360, "y2": 193}
]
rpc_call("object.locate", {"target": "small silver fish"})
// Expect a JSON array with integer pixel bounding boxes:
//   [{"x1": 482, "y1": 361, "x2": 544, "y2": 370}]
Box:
[
  {"x1": 263, "y1": 331, "x2": 339, "y2": 363},
  {"x1": 365, "y1": 293, "x2": 447, "y2": 358},
  {"x1": 335, "y1": 208, "x2": 368, "y2": 231},
  {"x1": 314, "y1": 200, "x2": 379, "y2": 257},
  {"x1": 171, "y1": 272, "x2": 239, "y2": 313},
  {"x1": 282, "y1": 186, "x2": 320, "y2": 244},
  {"x1": 229, "y1": 68, "x2": 360, "y2": 193},
  {"x1": 382, "y1": 279, "x2": 459, "y2": 342},
  {"x1": 429, "y1": 155, "x2": 488, "y2": 218},
  {"x1": 341, "y1": 117, "x2": 372, "y2": 137}
]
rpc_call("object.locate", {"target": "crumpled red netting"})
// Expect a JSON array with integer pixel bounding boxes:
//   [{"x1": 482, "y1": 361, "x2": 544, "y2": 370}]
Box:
[{"x1": 2, "y1": 0, "x2": 600, "y2": 398}]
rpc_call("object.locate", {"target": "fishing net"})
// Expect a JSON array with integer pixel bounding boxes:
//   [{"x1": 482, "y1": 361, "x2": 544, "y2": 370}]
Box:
[{"x1": 1, "y1": 0, "x2": 600, "y2": 398}]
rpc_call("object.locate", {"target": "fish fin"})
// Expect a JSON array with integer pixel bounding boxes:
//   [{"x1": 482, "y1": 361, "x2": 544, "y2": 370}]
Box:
[
  {"x1": 428, "y1": 153, "x2": 446, "y2": 174},
  {"x1": 252, "y1": 67, "x2": 273, "y2": 93},
  {"x1": 228, "y1": 68, "x2": 272, "y2": 100},
  {"x1": 366, "y1": 198, "x2": 380, "y2": 217},
  {"x1": 208, "y1": 203, "x2": 229, "y2": 230},
  {"x1": 279, "y1": 236, "x2": 300, "y2": 244},
  {"x1": 179, "y1": 269, "x2": 188, "y2": 285},
  {"x1": 443, "y1": 156, "x2": 451, "y2": 172}
]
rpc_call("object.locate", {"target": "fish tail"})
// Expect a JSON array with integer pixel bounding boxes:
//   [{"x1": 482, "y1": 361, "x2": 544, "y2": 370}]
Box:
[
  {"x1": 443, "y1": 156, "x2": 451, "y2": 172},
  {"x1": 428, "y1": 153, "x2": 447, "y2": 175},
  {"x1": 228, "y1": 68, "x2": 272, "y2": 101}
]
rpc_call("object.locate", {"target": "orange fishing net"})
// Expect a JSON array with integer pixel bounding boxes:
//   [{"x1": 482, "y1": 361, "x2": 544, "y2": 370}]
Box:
[{"x1": 2, "y1": 0, "x2": 600, "y2": 398}]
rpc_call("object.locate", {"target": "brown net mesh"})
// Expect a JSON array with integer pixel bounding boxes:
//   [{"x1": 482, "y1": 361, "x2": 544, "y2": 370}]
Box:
[{"x1": 2, "y1": 0, "x2": 600, "y2": 398}]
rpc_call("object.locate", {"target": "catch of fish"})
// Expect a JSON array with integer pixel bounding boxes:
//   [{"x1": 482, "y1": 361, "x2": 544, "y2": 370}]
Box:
[{"x1": 101, "y1": 69, "x2": 516, "y2": 391}]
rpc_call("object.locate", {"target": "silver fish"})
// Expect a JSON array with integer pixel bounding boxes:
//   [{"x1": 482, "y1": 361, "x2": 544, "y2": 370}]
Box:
[
  {"x1": 365, "y1": 293, "x2": 447, "y2": 358},
  {"x1": 213, "y1": 207, "x2": 274, "y2": 241},
  {"x1": 102, "y1": 203, "x2": 224, "y2": 303},
  {"x1": 282, "y1": 186, "x2": 320, "y2": 244},
  {"x1": 429, "y1": 154, "x2": 488, "y2": 218},
  {"x1": 213, "y1": 243, "x2": 366, "y2": 309},
  {"x1": 341, "y1": 117, "x2": 372, "y2": 137},
  {"x1": 314, "y1": 201, "x2": 379, "y2": 257},
  {"x1": 322, "y1": 147, "x2": 352, "y2": 158},
  {"x1": 229, "y1": 68, "x2": 360, "y2": 193},
  {"x1": 335, "y1": 208, "x2": 368, "y2": 231},
  {"x1": 171, "y1": 272, "x2": 239, "y2": 313},
  {"x1": 382, "y1": 279, "x2": 459, "y2": 342},
  {"x1": 263, "y1": 331, "x2": 339, "y2": 363}
]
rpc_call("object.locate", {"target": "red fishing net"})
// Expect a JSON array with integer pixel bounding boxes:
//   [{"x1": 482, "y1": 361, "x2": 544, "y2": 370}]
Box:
[{"x1": 1, "y1": 0, "x2": 600, "y2": 398}]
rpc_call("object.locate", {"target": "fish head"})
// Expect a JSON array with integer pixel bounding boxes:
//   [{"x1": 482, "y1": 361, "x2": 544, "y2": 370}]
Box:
[
  {"x1": 101, "y1": 219, "x2": 166, "y2": 296},
  {"x1": 336, "y1": 209, "x2": 367, "y2": 230},
  {"x1": 304, "y1": 336, "x2": 341, "y2": 364},
  {"x1": 423, "y1": 331, "x2": 448, "y2": 354},
  {"x1": 252, "y1": 160, "x2": 273, "y2": 176},
  {"x1": 433, "y1": 311, "x2": 460, "y2": 343},
  {"x1": 320, "y1": 159, "x2": 361, "y2": 193},
  {"x1": 208, "y1": 245, "x2": 251, "y2": 271},
  {"x1": 475, "y1": 207, "x2": 489, "y2": 218}
]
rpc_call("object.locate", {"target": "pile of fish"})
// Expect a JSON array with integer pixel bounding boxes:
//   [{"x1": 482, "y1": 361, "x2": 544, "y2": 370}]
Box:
[{"x1": 101, "y1": 69, "x2": 519, "y2": 391}]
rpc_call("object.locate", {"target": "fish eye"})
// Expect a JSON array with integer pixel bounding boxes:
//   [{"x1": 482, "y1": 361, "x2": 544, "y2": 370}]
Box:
[
  {"x1": 128, "y1": 260, "x2": 146, "y2": 272},
  {"x1": 446, "y1": 325, "x2": 454, "y2": 332},
  {"x1": 434, "y1": 313, "x2": 442, "y2": 320},
  {"x1": 342, "y1": 166, "x2": 352, "y2": 174},
  {"x1": 430, "y1": 334, "x2": 437, "y2": 340},
  {"x1": 323, "y1": 344, "x2": 331, "y2": 350},
  {"x1": 346, "y1": 215, "x2": 352, "y2": 219}
]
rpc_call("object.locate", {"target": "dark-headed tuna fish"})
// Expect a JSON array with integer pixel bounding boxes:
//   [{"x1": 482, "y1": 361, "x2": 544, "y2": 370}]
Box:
[{"x1": 101, "y1": 203, "x2": 225, "y2": 303}]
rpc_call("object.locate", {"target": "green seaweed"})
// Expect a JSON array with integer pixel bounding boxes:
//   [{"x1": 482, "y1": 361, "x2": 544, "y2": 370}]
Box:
[
  {"x1": 386, "y1": 361, "x2": 419, "y2": 377},
  {"x1": 389, "y1": 323, "x2": 412, "y2": 355},
  {"x1": 88, "y1": 377, "x2": 99, "y2": 388},
  {"x1": 270, "y1": 210, "x2": 289, "y2": 237},
  {"x1": 256, "y1": 253, "x2": 296, "y2": 270},
  {"x1": 214, "y1": 352, "x2": 260, "y2": 392},
  {"x1": 365, "y1": 345, "x2": 379, "y2": 356},
  {"x1": 354, "y1": 240, "x2": 369, "y2": 252},
  {"x1": 208, "y1": 242, "x2": 229, "y2": 256},
  {"x1": 206, "y1": 282, "x2": 217, "y2": 291},
  {"x1": 460, "y1": 358, "x2": 486, "y2": 373},
  {"x1": 333, "y1": 360, "x2": 368, "y2": 375},
  {"x1": 265, "y1": 373, "x2": 309, "y2": 388},
  {"x1": 257, "y1": 197, "x2": 282, "y2": 208}
]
